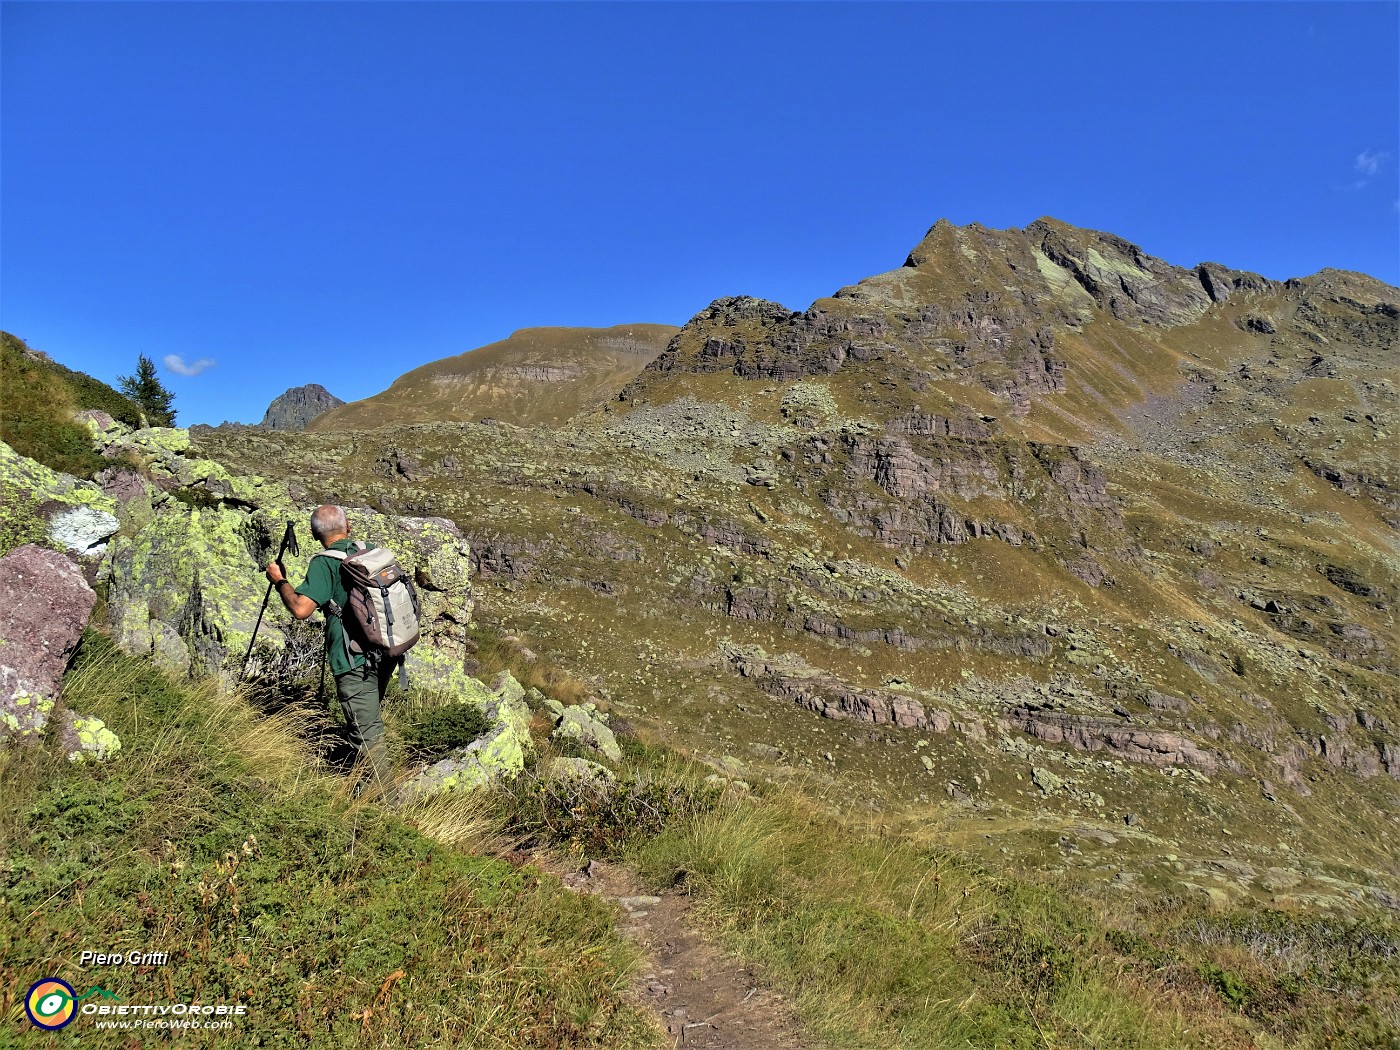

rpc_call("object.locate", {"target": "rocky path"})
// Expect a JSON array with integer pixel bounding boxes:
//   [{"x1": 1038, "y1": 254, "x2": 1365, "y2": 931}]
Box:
[{"x1": 542, "y1": 855, "x2": 815, "y2": 1050}]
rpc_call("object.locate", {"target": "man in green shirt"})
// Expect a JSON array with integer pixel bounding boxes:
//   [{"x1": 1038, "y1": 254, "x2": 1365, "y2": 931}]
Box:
[{"x1": 265, "y1": 505, "x2": 394, "y2": 800}]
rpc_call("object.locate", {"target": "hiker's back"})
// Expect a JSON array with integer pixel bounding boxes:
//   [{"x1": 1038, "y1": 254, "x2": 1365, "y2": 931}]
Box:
[{"x1": 314, "y1": 541, "x2": 422, "y2": 662}]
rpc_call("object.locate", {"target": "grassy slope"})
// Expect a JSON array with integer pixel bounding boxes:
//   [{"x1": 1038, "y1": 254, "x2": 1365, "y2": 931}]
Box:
[
  {"x1": 308, "y1": 325, "x2": 678, "y2": 432},
  {"x1": 464, "y1": 630, "x2": 1400, "y2": 1049},
  {"x1": 0, "y1": 632, "x2": 659, "y2": 1048},
  {"x1": 624, "y1": 788, "x2": 1400, "y2": 1048},
  {"x1": 0, "y1": 331, "x2": 143, "y2": 477},
  {"x1": 197, "y1": 378, "x2": 1400, "y2": 909}
]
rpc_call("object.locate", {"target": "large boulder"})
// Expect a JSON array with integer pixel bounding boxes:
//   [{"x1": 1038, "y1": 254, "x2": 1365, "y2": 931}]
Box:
[
  {"x1": 544, "y1": 696, "x2": 622, "y2": 763},
  {"x1": 0, "y1": 544, "x2": 96, "y2": 745},
  {"x1": 0, "y1": 440, "x2": 119, "y2": 556}
]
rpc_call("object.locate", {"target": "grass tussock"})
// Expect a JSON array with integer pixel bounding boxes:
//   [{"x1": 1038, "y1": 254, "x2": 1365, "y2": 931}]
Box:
[
  {"x1": 0, "y1": 631, "x2": 661, "y2": 1048},
  {"x1": 467, "y1": 623, "x2": 591, "y2": 706}
]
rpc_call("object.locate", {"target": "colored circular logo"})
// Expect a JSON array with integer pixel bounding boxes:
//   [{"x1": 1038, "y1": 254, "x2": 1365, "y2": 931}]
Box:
[{"x1": 26, "y1": 978, "x2": 77, "y2": 1030}]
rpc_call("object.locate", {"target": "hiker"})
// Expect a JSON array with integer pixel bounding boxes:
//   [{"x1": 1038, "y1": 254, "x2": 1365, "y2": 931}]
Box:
[{"x1": 265, "y1": 505, "x2": 395, "y2": 799}]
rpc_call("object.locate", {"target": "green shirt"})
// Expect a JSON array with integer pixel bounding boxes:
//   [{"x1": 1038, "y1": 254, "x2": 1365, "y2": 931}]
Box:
[{"x1": 295, "y1": 539, "x2": 374, "y2": 676}]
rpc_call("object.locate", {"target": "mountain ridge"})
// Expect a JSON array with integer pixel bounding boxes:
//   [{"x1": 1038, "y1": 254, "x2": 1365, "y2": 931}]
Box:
[{"x1": 308, "y1": 323, "x2": 678, "y2": 432}]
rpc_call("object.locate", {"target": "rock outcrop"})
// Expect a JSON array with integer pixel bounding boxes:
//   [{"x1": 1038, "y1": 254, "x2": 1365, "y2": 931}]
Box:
[
  {"x1": 2, "y1": 413, "x2": 537, "y2": 787},
  {"x1": 0, "y1": 439, "x2": 119, "y2": 555},
  {"x1": 258, "y1": 384, "x2": 345, "y2": 431},
  {"x1": 1006, "y1": 705, "x2": 1232, "y2": 774},
  {"x1": 728, "y1": 645, "x2": 956, "y2": 733},
  {"x1": 0, "y1": 543, "x2": 118, "y2": 761},
  {"x1": 544, "y1": 695, "x2": 622, "y2": 763}
]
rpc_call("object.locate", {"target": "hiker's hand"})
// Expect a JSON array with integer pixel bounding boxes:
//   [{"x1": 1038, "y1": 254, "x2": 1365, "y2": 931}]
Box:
[{"x1": 265, "y1": 562, "x2": 285, "y2": 585}]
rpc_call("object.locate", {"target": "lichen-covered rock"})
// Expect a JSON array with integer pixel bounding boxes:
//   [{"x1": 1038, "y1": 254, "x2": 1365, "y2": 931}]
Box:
[
  {"x1": 57, "y1": 711, "x2": 121, "y2": 762},
  {"x1": 551, "y1": 700, "x2": 622, "y2": 764},
  {"x1": 547, "y1": 756, "x2": 616, "y2": 787},
  {"x1": 0, "y1": 544, "x2": 96, "y2": 749},
  {"x1": 402, "y1": 675, "x2": 534, "y2": 796},
  {"x1": 1, "y1": 686, "x2": 55, "y2": 742},
  {"x1": 1032, "y1": 766, "x2": 1066, "y2": 795},
  {"x1": 75, "y1": 409, "x2": 131, "y2": 448},
  {"x1": 491, "y1": 670, "x2": 527, "y2": 711},
  {"x1": 103, "y1": 501, "x2": 269, "y2": 676},
  {"x1": 394, "y1": 516, "x2": 477, "y2": 692},
  {"x1": 0, "y1": 440, "x2": 119, "y2": 555},
  {"x1": 82, "y1": 421, "x2": 268, "y2": 506}
]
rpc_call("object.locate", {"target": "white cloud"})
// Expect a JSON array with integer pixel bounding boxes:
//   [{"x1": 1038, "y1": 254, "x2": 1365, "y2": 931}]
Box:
[
  {"x1": 1355, "y1": 150, "x2": 1387, "y2": 178},
  {"x1": 163, "y1": 354, "x2": 215, "y2": 377}
]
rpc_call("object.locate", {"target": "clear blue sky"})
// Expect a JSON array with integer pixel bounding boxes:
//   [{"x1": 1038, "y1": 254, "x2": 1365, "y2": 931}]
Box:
[{"x1": 3, "y1": 2, "x2": 1397, "y2": 426}]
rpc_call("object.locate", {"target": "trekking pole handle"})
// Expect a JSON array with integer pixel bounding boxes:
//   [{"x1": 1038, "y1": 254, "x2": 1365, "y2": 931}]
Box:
[
  {"x1": 271, "y1": 520, "x2": 300, "y2": 573},
  {"x1": 239, "y1": 520, "x2": 301, "y2": 683}
]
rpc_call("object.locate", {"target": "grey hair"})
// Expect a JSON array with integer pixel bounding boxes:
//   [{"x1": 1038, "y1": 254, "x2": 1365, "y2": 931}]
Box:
[{"x1": 309, "y1": 504, "x2": 347, "y2": 542}]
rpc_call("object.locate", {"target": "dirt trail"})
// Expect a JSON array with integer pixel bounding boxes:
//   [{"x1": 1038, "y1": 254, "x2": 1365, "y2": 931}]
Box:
[{"x1": 541, "y1": 855, "x2": 816, "y2": 1050}]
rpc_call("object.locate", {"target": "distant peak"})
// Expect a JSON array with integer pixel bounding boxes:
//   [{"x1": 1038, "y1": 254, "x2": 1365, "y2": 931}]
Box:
[{"x1": 258, "y1": 383, "x2": 345, "y2": 431}]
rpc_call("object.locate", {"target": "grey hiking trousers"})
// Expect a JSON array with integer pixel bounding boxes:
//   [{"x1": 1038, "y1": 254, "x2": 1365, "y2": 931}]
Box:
[{"x1": 335, "y1": 660, "x2": 395, "y2": 798}]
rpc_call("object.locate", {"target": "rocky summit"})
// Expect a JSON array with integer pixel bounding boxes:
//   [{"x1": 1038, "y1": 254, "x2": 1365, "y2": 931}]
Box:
[
  {"x1": 197, "y1": 216, "x2": 1400, "y2": 912},
  {"x1": 258, "y1": 383, "x2": 345, "y2": 431}
]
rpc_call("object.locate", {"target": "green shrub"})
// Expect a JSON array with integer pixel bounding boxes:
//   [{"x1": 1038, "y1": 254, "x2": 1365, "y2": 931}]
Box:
[
  {"x1": 970, "y1": 914, "x2": 1083, "y2": 999},
  {"x1": 497, "y1": 762, "x2": 719, "y2": 856},
  {"x1": 171, "y1": 486, "x2": 224, "y2": 510},
  {"x1": 1199, "y1": 964, "x2": 1253, "y2": 1009},
  {"x1": 400, "y1": 702, "x2": 493, "y2": 762}
]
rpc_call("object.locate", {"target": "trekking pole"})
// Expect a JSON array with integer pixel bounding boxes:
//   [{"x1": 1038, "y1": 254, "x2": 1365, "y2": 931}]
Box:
[{"x1": 240, "y1": 521, "x2": 301, "y2": 683}]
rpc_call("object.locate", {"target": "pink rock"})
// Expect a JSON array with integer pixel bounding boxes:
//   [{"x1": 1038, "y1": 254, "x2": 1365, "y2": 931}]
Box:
[{"x1": 0, "y1": 544, "x2": 95, "y2": 741}]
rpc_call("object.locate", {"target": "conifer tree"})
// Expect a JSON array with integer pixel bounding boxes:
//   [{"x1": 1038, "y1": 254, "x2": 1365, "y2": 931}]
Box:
[{"x1": 117, "y1": 355, "x2": 177, "y2": 427}]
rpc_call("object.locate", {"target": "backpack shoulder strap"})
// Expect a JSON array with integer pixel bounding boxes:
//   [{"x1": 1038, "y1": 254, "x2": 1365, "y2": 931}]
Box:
[{"x1": 308, "y1": 550, "x2": 351, "y2": 655}]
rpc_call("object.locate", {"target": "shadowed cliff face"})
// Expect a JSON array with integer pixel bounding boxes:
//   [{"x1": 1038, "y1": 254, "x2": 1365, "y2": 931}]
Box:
[{"x1": 200, "y1": 217, "x2": 1400, "y2": 912}]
